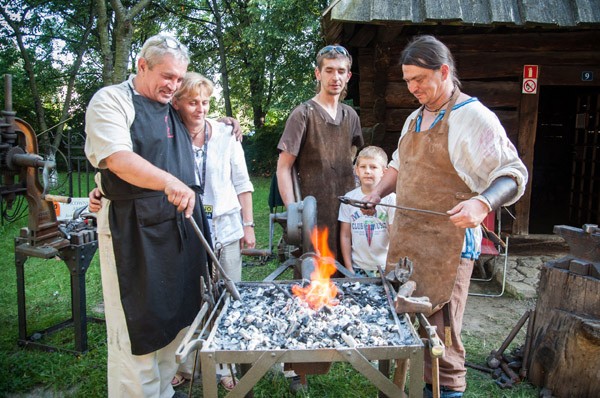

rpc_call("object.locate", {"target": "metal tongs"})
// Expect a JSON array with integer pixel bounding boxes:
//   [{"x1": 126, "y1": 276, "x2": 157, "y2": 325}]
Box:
[
  {"x1": 338, "y1": 196, "x2": 448, "y2": 216},
  {"x1": 188, "y1": 217, "x2": 241, "y2": 301},
  {"x1": 338, "y1": 195, "x2": 506, "y2": 248}
]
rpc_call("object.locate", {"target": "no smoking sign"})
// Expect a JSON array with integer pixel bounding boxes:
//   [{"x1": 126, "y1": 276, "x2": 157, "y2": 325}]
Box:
[
  {"x1": 522, "y1": 65, "x2": 538, "y2": 94},
  {"x1": 523, "y1": 79, "x2": 537, "y2": 94}
]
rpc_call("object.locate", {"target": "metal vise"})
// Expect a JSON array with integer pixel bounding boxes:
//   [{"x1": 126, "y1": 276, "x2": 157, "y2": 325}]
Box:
[{"x1": 1, "y1": 74, "x2": 71, "y2": 249}]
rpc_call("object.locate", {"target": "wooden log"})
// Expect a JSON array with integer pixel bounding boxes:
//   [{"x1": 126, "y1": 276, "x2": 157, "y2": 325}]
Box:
[
  {"x1": 529, "y1": 239, "x2": 600, "y2": 398},
  {"x1": 529, "y1": 308, "x2": 600, "y2": 397},
  {"x1": 364, "y1": 49, "x2": 600, "y2": 82},
  {"x1": 374, "y1": 81, "x2": 521, "y2": 109}
]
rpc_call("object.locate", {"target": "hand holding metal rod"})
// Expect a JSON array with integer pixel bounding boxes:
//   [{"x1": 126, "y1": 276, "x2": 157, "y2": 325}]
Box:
[
  {"x1": 339, "y1": 196, "x2": 505, "y2": 247},
  {"x1": 188, "y1": 216, "x2": 242, "y2": 301},
  {"x1": 338, "y1": 196, "x2": 448, "y2": 217}
]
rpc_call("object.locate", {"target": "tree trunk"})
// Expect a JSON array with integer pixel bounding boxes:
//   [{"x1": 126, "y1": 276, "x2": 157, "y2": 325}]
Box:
[
  {"x1": 51, "y1": 14, "x2": 95, "y2": 156},
  {"x1": 528, "y1": 225, "x2": 600, "y2": 398},
  {"x1": 0, "y1": 8, "x2": 49, "y2": 151},
  {"x1": 209, "y1": 0, "x2": 233, "y2": 117},
  {"x1": 94, "y1": 0, "x2": 152, "y2": 86},
  {"x1": 94, "y1": 0, "x2": 114, "y2": 86}
]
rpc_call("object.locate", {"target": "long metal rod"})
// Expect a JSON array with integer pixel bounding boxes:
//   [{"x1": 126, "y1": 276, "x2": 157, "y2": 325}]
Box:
[
  {"x1": 338, "y1": 196, "x2": 448, "y2": 217},
  {"x1": 188, "y1": 217, "x2": 241, "y2": 301}
]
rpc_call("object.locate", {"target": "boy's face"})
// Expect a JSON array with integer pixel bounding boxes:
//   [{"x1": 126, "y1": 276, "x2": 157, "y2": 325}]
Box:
[{"x1": 355, "y1": 157, "x2": 385, "y2": 188}]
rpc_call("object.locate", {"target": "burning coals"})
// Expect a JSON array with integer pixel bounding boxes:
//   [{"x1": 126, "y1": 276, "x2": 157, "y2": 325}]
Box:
[{"x1": 210, "y1": 281, "x2": 419, "y2": 351}]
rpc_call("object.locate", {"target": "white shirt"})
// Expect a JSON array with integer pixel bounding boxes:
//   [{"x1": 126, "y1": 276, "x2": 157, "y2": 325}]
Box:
[
  {"x1": 389, "y1": 99, "x2": 528, "y2": 257},
  {"x1": 338, "y1": 187, "x2": 396, "y2": 271},
  {"x1": 194, "y1": 118, "x2": 254, "y2": 246},
  {"x1": 389, "y1": 99, "x2": 528, "y2": 205}
]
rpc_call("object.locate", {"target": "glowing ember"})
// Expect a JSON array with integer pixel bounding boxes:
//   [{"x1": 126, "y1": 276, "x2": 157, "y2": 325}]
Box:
[{"x1": 292, "y1": 227, "x2": 339, "y2": 310}]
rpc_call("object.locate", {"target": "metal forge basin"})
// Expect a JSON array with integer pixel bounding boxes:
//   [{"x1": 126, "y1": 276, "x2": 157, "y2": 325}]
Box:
[{"x1": 196, "y1": 279, "x2": 424, "y2": 397}]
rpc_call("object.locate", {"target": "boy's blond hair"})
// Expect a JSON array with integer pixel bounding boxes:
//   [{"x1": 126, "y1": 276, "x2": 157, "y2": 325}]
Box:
[{"x1": 356, "y1": 146, "x2": 388, "y2": 168}]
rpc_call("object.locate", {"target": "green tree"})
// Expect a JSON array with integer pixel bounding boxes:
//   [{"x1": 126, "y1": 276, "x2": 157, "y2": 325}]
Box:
[{"x1": 93, "y1": 0, "x2": 153, "y2": 85}]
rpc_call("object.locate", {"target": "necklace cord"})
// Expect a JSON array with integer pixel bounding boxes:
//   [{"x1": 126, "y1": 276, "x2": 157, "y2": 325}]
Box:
[{"x1": 424, "y1": 85, "x2": 457, "y2": 113}]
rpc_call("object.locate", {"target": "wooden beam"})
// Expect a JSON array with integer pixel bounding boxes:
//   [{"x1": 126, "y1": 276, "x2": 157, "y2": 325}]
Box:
[
  {"x1": 515, "y1": 93, "x2": 540, "y2": 235},
  {"x1": 539, "y1": 65, "x2": 600, "y2": 86},
  {"x1": 375, "y1": 81, "x2": 521, "y2": 109}
]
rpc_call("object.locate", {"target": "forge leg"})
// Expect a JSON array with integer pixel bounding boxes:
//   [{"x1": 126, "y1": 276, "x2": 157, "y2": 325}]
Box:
[{"x1": 408, "y1": 349, "x2": 424, "y2": 398}]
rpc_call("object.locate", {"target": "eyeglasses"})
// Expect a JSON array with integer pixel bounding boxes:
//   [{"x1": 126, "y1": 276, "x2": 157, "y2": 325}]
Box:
[
  {"x1": 161, "y1": 36, "x2": 184, "y2": 50},
  {"x1": 317, "y1": 45, "x2": 350, "y2": 58}
]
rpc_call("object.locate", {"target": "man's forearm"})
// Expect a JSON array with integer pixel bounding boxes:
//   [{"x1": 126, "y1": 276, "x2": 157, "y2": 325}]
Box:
[
  {"x1": 105, "y1": 151, "x2": 176, "y2": 191},
  {"x1": 373, "y1": 167, "x2": 398, "y2": 198},
  {"x1": 276, "y1": 152, "x2": 298, "y2": 207}
]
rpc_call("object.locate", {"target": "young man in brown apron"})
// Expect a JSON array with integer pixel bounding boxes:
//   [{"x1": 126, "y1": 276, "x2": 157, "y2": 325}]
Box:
[
  {"x1": 277, "y1": 44, "x2": 364, "y2": 262},
  {"x1": 85, "y1": 34, "x2": 211, "y2": 398},
  {"x1": 276, "y1": 44, "x2": 364, "y2": 391},
  {"x1": 363, "y1": 35, "x2": 528, "y2": 397}
]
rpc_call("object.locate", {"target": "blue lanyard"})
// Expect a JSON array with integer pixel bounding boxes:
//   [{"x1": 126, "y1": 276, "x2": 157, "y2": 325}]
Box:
[{"x1": 415, "y1": 98, "x2": 478, "y2": 131}]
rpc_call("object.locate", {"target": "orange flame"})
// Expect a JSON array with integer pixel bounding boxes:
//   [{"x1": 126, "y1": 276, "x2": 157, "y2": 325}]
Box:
[{"x1": 291, "y1": 227, "x2": 339, "y2": 310}]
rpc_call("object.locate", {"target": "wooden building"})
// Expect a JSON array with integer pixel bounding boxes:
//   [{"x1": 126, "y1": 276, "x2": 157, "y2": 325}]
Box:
[{"x1": 322, "y1": 0, "x2": 600, "y2": 235}]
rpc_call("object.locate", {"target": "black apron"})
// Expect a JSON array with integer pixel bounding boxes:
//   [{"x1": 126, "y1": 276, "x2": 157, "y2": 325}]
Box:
[{"x1": 100, "y1": 90, "x2": 211, "y2": 355}]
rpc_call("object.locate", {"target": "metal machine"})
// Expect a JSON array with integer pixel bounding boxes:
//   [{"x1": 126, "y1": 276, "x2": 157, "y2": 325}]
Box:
[{"x1": 1, "y1": 74, "x2": 100, "y2": 354}]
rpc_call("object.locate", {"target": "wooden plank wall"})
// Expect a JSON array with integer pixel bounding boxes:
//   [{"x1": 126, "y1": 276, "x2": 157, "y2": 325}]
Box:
[{"x1": 357, "y1": 29, "x2": 600, "y2": 234}]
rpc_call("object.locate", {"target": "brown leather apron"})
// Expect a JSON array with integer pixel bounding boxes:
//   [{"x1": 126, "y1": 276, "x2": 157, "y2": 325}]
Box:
[
  {"x1": 296, "y1": 101, "x2": 357, "y2": 259},
  {"x1": 385, "y1": 91, "x2": 474, "y2": 313}
]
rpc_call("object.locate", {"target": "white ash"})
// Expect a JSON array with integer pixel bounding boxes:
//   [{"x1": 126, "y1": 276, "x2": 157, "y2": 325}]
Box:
[{"x1": 210, "y1": 281, "x2": 419, "y2": 351}]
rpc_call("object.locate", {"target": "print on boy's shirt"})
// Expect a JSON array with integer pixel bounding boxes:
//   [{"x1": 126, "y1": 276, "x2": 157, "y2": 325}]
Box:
[
  {"x1": 349, "y1": 210, "x2": 389, "y2": 223},
  {"x1": 365, "y1": 219, "x2": 374, "y2": 246},
  {"x1": 351, "y1": 219, "x2": 389, "y2": 247}
]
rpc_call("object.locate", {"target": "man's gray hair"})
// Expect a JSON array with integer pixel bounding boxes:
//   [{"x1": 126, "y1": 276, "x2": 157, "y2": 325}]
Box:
[{"x1": 139, "y1": 34, "x2": 190, "y2": 69}]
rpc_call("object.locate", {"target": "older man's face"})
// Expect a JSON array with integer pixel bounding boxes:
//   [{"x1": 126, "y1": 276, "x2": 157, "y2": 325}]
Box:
[{"x1": 136, "y1": 54, "x2": 188, "y2": 104}]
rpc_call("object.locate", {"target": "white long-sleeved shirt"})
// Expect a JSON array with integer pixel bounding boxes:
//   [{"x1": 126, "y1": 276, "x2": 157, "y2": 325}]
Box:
[
  {"x1": 194, "y1": 118, "x2": 253, "y2": 246},
  {"x1": 389, "y1": 98, "x2": 528, "y2": 258}
]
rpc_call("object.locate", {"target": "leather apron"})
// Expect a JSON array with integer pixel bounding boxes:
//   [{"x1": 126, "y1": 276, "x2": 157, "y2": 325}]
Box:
[
  {"x1": 385, "y1": 91, "x2": 473, "y2": 313},
  {"x1": 296, "y1": 101, "x2": 357, "y2": 259},
  {"x1": 100, "y1": 91, "x2": 211, "y2": 355}
]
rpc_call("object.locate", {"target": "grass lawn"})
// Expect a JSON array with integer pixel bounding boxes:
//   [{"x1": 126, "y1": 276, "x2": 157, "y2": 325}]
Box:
[{"x1": 0, "y1": 176, "x2": 538, "y2": 397}]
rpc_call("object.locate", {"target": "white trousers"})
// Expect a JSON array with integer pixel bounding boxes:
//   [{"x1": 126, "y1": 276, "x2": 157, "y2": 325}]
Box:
[{"x1": 99, "y1": 231, "x2": 185, "y2": 398}]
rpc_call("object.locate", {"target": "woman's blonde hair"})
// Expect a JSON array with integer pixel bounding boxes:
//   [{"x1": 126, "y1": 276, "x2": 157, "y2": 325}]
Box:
[{"x1": 174, "y1": 71, "x2": 214, "y2": 100}]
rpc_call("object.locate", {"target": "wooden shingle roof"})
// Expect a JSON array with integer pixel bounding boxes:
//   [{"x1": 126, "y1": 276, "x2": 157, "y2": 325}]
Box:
[{"x1": 327, "y1": 0, "x2": 600, "y2": 27}]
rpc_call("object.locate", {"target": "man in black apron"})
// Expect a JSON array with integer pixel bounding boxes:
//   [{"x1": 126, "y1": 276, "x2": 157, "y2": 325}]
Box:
[
  {"x1": 363, "y1": 36, "x2": 527, "y2": 397},
  {"x1": 85, "y1": 34, "x2": 210, "y2": 398},
  {"x1": 276, "y1": 45, "x2": 364, "y2": 392}
]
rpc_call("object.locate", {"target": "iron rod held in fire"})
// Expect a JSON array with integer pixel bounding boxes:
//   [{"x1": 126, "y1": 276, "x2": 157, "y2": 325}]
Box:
[
  {"x1": 338, "y1": 196, "x2": 448, "y2": 217},
  {"x1": 188, "y1": 216, "x2": 241, "y2": 301}
]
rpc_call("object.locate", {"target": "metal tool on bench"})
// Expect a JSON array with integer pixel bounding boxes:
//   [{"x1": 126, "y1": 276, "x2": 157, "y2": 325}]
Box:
[
  {"x1": 1, "y1": 74, "x2": 101, "y2": 354},
  {"x1": 379, "y1": 259, "x2": 443, "y2": 398},
  {"x1": 418, "y1": 313, "x2": 445, "y2": 398}
]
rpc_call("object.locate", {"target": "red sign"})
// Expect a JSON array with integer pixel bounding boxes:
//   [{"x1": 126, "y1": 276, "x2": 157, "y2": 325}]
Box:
[{"x1": 523, "y1": 65, "x2": 539, "y2": 79}]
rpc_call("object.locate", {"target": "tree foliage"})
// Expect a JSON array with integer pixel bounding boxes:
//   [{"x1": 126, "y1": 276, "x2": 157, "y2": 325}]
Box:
[{"x1": 1, "y1": 0, "x2": 330, "y2": 173}]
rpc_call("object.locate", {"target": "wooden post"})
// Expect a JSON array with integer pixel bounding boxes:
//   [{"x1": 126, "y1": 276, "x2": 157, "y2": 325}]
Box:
[{"x1": 514, "y1": 92, "x2": 539, "y2": 235}]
